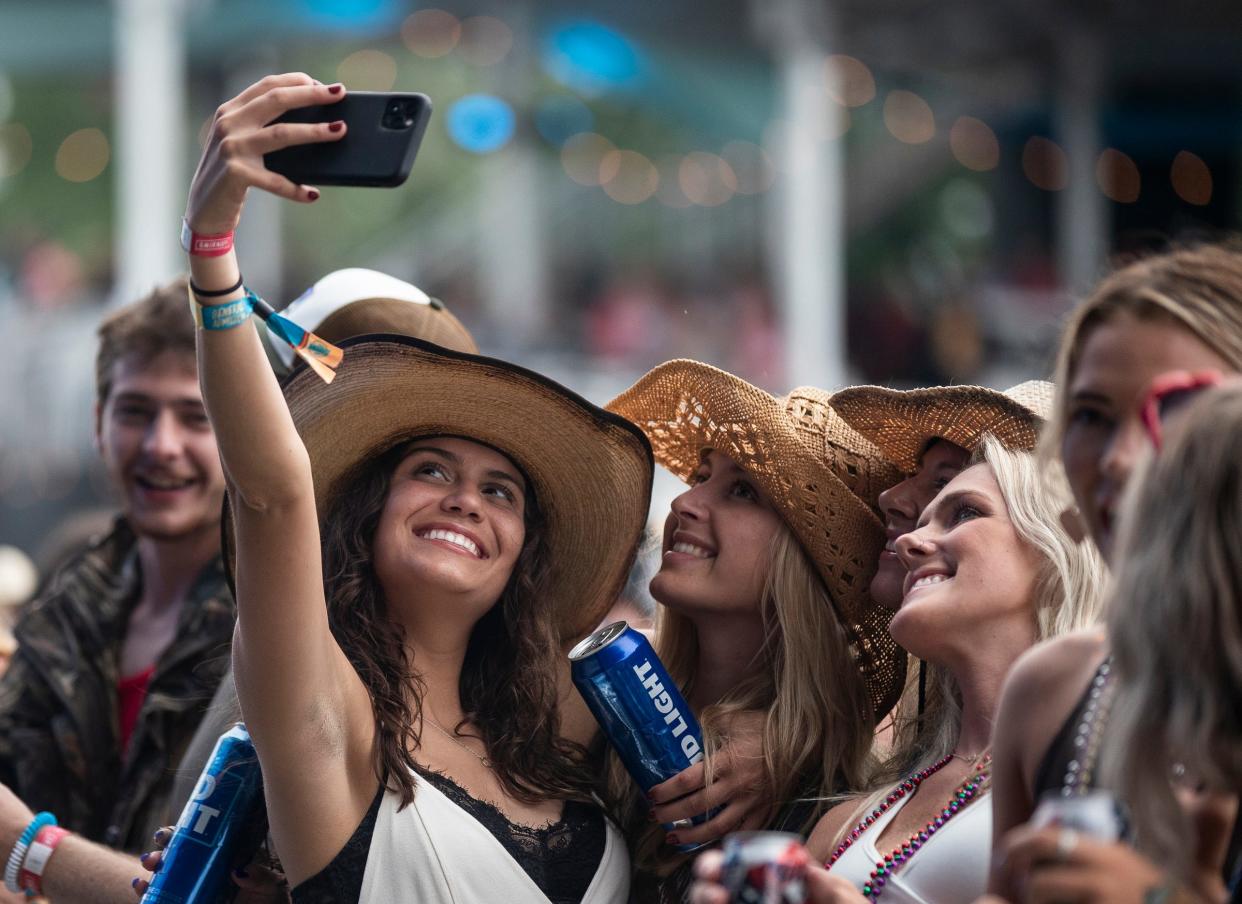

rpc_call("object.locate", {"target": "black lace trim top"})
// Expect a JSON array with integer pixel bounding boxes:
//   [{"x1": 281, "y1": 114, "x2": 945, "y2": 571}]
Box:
[
  {"x1": 291, "y1": 768, "x2": 606, "y2": 904},
  {"x1": 1032, "y1": 659, "x2": 1108, "y2": 799}
]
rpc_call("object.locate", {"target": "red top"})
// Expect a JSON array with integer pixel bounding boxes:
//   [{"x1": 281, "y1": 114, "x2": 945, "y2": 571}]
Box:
[{"x1": 117, "y1": 665, "x2": 156, "y2": 754}]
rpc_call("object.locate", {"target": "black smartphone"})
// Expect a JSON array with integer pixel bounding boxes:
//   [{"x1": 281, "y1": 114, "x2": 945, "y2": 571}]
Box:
[{"x1": 264, "y1": 91, "x2": 432, "y2": 188}]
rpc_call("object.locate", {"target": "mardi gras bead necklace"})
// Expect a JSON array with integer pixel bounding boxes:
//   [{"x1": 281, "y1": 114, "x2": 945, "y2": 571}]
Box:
[{"x1": 824, "y1": 753, "x2": 992, "y2": 902}]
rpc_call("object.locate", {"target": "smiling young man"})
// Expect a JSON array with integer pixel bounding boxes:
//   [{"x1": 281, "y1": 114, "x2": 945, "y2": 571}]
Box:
[{"x1": 0, "y1": 278, "x2": 234, "y2": 856}]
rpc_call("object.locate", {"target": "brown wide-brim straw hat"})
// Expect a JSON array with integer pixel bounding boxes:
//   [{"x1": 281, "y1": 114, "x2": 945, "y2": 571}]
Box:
[
  {"x1": 225, "y1": 335, "x2": 654, "y2": 642},
  {"x1": 607, "y1": 360, "x2": 907, "y2": 719},
  {"x1": 830, "y1": 380, "x2": 1054, "y2": 474}
]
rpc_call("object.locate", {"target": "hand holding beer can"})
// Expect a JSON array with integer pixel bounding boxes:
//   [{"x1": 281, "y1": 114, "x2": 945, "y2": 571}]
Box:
[
  {"x1": 569, "y1": 621, "x2": 713, "y2": 850},
  {"x1": 719, "y1": 832, "x2": 809, "y2": 904},
  {"x1": 141, "y1": 724, "x2": 266, "y2": 904}
]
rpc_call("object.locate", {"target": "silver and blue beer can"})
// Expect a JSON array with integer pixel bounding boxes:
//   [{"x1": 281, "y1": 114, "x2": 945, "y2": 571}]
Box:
[
  {"x1": 569, "y1": 620, "x2": 710, "y2": 849},
  {"x1": 141, "y1": 723, "x2": 265, "y2": 904}
]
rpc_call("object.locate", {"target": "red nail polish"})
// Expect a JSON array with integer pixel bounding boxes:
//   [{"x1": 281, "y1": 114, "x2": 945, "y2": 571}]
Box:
[
  {"x1": 307, "y1": 189, "x2": 320, "y2": 201},
  {"x1": 328, "y1": 121, "x2": 344, "y2": 133},
  {"x1": 328, "y1": 84, "x2": 343, "y2": 94}
]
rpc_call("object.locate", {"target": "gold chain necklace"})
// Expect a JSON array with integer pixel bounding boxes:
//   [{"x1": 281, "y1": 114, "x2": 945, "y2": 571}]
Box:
[{"x1": 426, "y1": 716, "x2": 492, "y2": 768}]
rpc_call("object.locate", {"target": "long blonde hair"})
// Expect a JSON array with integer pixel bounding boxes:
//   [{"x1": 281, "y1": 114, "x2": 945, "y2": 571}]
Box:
[
  {"x1": 873, "y1": 436, "x2": 1107, "y2": 784},
  {"x1": 1101, "y1": 384, "x2": 1242, "y2": 875},
  {"x1": 1042, "y1": 243, "x2": 1242, "y2": 467},
  {"x1": 619, "y1": 520, "x2": 875, "y2": 875}
]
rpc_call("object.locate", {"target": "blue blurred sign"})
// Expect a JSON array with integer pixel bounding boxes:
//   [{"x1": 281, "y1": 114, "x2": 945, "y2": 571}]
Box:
[{"x1": 544, "y1": 21, "x2": 642, "y2": 95}]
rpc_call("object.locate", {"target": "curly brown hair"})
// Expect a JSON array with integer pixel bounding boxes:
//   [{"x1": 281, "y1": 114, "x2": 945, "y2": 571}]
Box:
[{"x1": 319, "y1": 436, "x2": 597, "y2": 808}]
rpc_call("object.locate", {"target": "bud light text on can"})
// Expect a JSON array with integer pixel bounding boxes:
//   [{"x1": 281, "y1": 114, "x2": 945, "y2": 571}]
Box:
[
  {"x1": 569, "y1": 621, "x2": 710, "y2": 850},
  {"x1": 141, "y1": 723, "x2": 266, "y2": 904},
  {"x1": 719, "y1": 832, "x2": 809, "y2": 904}
]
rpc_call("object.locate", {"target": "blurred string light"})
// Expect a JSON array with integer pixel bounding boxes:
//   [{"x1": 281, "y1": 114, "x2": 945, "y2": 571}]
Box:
[
  {"x1": 1022, "y1": 136, "x2": 1068, "y2": 191},
  {"x1": 446, "y1": 95, "x2": 515, "y2": 154},
  {"x1": 0, "y1": 123, "x2": 32, "y2": 179},
  {"x1": 679, "y1": 152, "x2": 736, "y2": 207},
  {"x1": 824, "y1": 55, "x2": 875, "y2": 108},
  {"x1": 720, "y1": 140, "x2": 774, "y2": 195},
  {"x1": 601, "y1": 150, "x2": 659, "y2": 204},
  {"x1": 655, "y1": 155, "x2": 692, "y2": 208},
  {"x1": 458, "y1": 16, "x2": 513, "y2": 67},
  {"x1": 544, "y1": 20, "x2": 642, "y2": 96},
  {"x1": 401, "y1": 8, "x2": 461, "y2": 58},
  {"x1": 561, "y1": 132, "x2": 615, "y2": 185},
  {"x1": 883, "y1": 90, "x2": 934, "y2": 144},
  {"x1": 1171, "y1": 150, "x2": 1212, "y2": 205},
  {"x1": 949, "y1": 116, "x2": 999, "y2": 172},
  {"x1": 337, "y1": 49, "x2": 397, "y2": 90},
  {"x1": 56, "y1": 128, "x2": 109, "y2": 182},
  {"x1": 534, "y1": 95, "x2": 593, "y2": 146},
  {"x1": 1096, "y1": 148, "x2": 1140, "y2": 203}
]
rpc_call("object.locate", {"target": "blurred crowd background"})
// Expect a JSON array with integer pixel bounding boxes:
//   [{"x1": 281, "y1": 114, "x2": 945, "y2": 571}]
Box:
[{"x1": 2, "y1": 0, "x2": 1241, "y2": 617}]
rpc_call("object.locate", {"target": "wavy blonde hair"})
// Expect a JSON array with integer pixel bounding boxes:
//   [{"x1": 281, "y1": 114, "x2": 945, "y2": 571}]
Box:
[
  {"x1": 1101, "y1": 385, "x2": 1242, "y2": 875},
  {"x1": 617, "y1": 520, "x2": 875, "y2": 877},
  {"x1": 861, "y1": 436, "x2": 1107, "y2": 795},
  {"x1": 1040, "y1": 243, "x2": 1242, "y2": 471}
]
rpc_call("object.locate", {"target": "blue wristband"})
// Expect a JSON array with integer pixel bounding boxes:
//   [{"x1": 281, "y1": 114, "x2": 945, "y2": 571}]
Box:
[
  {"x1": 4, "y1": 813, "x2": 56, "y2": 894},
  {"x1": 199, "y1": 292, "x2": 257, "y2": 330}
]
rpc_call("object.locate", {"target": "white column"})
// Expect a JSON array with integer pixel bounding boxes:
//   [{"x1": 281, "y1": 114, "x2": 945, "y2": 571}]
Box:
[
  {"x1": 113, "y1": 0, "x2": 187, "y2": 305},
  {"x1": 1054, "y1": 29, "x2": 1107, "y2": 295},
  {"x1": 757, "y1": 0, "x2": 845, "y2": 390}
]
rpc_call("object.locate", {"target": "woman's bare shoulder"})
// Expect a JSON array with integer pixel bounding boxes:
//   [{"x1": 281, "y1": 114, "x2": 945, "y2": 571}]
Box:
[
  {"x1": 1002, "y1": 628, "x2": 1108, "y2": 709},
  {"x1": 805, "y1": 794, "x2": 866, "y2": 861}
]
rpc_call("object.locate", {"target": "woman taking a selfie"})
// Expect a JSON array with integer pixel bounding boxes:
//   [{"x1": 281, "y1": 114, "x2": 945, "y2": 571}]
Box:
[{"x1": 182, "y1": 73, "x2": 654, "y2": 903}]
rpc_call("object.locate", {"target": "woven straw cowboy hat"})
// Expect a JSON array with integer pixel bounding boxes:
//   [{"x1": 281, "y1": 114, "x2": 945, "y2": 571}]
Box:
[
  {"x1": 226, "y1": 335, "x2": 653, "y2": 642},
  {"x1": 261, "y1": 268, "x2": 478, "y2": 375},
  {"x1": 830, "y1": 380, "x2": 1054, "y2": 474},
  {"x1": 607, "y1": 360, "x2": 907, "y2": 719}
]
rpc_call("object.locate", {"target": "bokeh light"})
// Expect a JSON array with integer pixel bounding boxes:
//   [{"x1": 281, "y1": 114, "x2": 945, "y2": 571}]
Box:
[
  {"x1": 545, "y1": 21, "x2": 641, "y2": 95},
  {"x1": 561, "y1": 132, "x2": 616, "y2": 185},
  {"x1": 883, "y1": 90, "x2": 935, "y2": 144},
  {"x1": 720, "y1": 140, "x2": 775, "y2": 195},
  {"x1": 446, "y1": 95, "x2": 515, "y2": 154},
  {"x1": 601, "y1": 150, "x2": 659, "y2": 204},
  {"x1": 1171, "y1": 150, "x2": 1212, "y2": 206},
  {"x1": 1022, "y1": 136, "x2": 1068, "y2": 191},
  {"x1": 534, "y1": 95, "x2": 594, "y2": 146},
  {"x1": 949, "y1": 116, "x2": 999, "y2": 172},
  {"x1": 401, "y1": 9, "x2": 461, "y2": 58},
  {"x1": 824, "y1": 55, "x2": 875, "y2": 108},
  {"x1": 939, "y1": 179, "x2": 994, "y2": 240},
  {"x1": 458, "y1": 16, "x2": 513, "y2": 67},
  {"x1": 337, "y1": 49, "x2": 398, "y2": 91},
  {"x1": 0, "y1": 123, "x2": 32, "y2": 179},
  {"x1": 679, "y1": 152, "x2": 736, "y2": 207},
  {"x1": 1096, "y1": 148, "x2": 1140, "y2": 203},
  {"x1": 655, "y1": 156, "x2": 692, "y2": 208},
  {"x1": 55, "y1": 128, "x2": 109, "y2": 182}
]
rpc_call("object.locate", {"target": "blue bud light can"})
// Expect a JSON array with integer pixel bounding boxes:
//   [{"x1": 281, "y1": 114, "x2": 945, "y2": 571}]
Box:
[
  {"x1": 569, "y1": 621, "x2": 711, "y2": 850},
  {"x1": 141, "y1": 723, "x2": 266, "y2": 904}
]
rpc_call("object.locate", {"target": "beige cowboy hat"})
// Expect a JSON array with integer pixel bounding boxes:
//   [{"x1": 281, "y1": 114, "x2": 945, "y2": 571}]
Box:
[
  {"x1": 227, "y1": 336, "x2": 653, "y2": 641},
  {"x1": 607, "y1": 359, "x2": 906, "y2": 719},
  {"x1": 260, "y1": 268, "x2": 478, "y2": 376},
  {"x1": 829, "y1": 380, "x2": 1054, "y2": 474}
]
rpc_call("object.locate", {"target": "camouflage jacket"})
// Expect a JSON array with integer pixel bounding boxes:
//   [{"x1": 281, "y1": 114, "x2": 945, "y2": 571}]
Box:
[{"x1": 0, "y1": 519, "x2": 234, "y2": 852}]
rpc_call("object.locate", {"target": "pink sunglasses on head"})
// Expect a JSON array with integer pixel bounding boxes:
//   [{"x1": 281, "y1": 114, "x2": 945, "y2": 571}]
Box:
[{"x1": 1139, "y1": 370, "x2": 1225, "y2": 450}]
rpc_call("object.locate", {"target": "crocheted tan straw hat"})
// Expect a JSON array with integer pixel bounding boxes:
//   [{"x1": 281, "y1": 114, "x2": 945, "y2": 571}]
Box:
[
  {"x1": 226, "y1": 335, "x2": 653, "y2": 641},
  {"x1": 830, "y1": 380, "x2": 1054, "y2": 474},
  {"x1": 607, "y1": 360, "x2": 906, "y2": 719}
]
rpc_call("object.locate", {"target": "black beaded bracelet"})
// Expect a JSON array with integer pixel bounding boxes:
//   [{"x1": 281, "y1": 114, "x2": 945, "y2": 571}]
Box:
[{"x1": 189, "y1": 275, "x2": 244, "y2": 299}]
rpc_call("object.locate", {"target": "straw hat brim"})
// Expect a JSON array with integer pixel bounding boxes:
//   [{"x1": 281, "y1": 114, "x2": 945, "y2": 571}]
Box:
[
  {"x1": 224, "y1": 335, "x2": 653, "y2": 642},
  {"x1": 608, "y1": 360, "x2": 906, "y2": 718},
  {"x1": 830, "y1": 383, "x2": 1052, "y2": 474}
]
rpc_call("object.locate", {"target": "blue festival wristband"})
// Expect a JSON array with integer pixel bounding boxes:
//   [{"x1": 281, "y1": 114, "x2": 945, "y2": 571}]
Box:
[
  {"x1": 4, "y1": 812, "x2": 56, "y2": 894},
  {"x1": 199, "y1": 292, "x2": 257, "y2": 331}
]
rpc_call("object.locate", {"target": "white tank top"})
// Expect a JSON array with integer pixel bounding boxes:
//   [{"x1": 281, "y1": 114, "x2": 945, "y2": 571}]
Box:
[
  {"x1": 358, "y1": 772, "x2": 631, "y2": 903},
  {"x1": 825, "y1": 787, "x2": 992, "y2": 904}
]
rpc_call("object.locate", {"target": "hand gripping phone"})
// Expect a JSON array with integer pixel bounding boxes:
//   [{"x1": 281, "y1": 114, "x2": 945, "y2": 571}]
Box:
[{"x1": 264, "y1": 91, "x2": 432, "y2": 188}]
